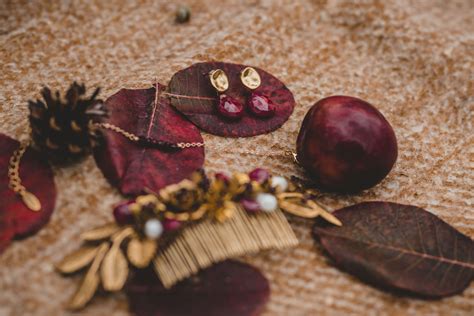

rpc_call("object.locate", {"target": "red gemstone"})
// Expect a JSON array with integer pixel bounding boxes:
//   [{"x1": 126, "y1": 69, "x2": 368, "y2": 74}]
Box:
[
  {"x1": 217, "y1": 95, "x2": 243, "y2": 119},
  {"x1": 248, "y1": 168, "x2": 270, "y2": 183},
  {"x1": 163, "y1": 218, "x2": 181, "y2": 231},
  {"x1": 248, "y1": 92, "x2": 275, "y2": 118},
  {"x1": 215, "y1": 172, "x2": 231, "y2": 183},
  {"x1": 113, "y1": 201, "x2": 134, "y2": 225},
  {"x1": 241, "y1": 198, "x2": 261, "y2": 213}
]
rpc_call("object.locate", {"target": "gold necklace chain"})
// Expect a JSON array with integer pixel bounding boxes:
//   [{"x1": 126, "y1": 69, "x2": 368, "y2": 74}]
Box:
[
  {"x1": 8, "y1": 140, "x2": 42, "y2": 211},
  {"x1": 92, "y1": 122, "x2": 204, "y2": 149},
  {"x1": 8, "y1": 123, "x2": 204, "y2": 212}
]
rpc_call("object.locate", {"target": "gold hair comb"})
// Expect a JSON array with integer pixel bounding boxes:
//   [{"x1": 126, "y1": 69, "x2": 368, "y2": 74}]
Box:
[{"x1": 56, "y1": 168, "x2": 341, "y2": 310}]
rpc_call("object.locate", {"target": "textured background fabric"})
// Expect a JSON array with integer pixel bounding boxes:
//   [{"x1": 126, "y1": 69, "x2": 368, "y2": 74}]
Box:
[{"x1": 0, "y1": 0, "x2": 473, "y2": 315}]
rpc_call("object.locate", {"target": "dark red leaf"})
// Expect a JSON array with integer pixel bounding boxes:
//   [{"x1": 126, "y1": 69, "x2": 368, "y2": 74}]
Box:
[
  {"x1": 127, "y1": 260, "x2": 270, "y2": 316},
  {"x1": 93, "y1": 84, "x2": 205, "y2": 196},
  {"x1": 168, "y1": 62, "x2": 295, "y2": 137},
  {"x1": 313, "y1": 202, "x2": 474, "y2": 298},
  {"x1": 0, "y1": 133, "x2": 56, "y2": 252}
]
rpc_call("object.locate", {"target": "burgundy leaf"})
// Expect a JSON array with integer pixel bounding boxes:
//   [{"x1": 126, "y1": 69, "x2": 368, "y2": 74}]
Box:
[
  {"x1": 0, "y1": 133, "x2": 56, "y2": 252},
  {"x1": 168, "y1": 62, "x2": 295, "y2": 137},
  {"x1": 313, "y1": 202, "x2": 474, "y2": 298},
  {"x1": 93, "y1": 84, "x2": 205, "y2": 196},
  {"x1": 127, "y1": 260, "x2": 270, "y2": 316}
]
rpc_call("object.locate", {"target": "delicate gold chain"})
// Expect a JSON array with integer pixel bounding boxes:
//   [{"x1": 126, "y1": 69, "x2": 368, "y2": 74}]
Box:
[
  {"x1": 8, "y1": 141, "x2": 28, "y2": 195},
  {"x1": 91, "y1": 122, "x2": 139, "y2": 142},
  {"x1": 8, "y1": 140, "x2": 42, "y2": 211},
  {"x1": 8, "y1": 121, "x2": 203, "y2": 212},
  {"x1": 92, "y1": 122, "x2": 204, "y2": 149},
  {"x1": 176, "y1": 142, "x2": 205, "y2": 148}
]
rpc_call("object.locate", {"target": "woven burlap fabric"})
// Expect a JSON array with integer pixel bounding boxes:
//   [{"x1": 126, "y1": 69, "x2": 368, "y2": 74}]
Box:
[{"x1": 1, "y1": 0, "x2": 473, "y2": 315}]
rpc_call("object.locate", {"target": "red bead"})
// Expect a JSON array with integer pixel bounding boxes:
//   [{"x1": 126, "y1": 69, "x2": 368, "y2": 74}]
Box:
[
  {"x1": 248, "y1": 92, "x2": 275, "y2": 118},
  {"x1": 163, "y1": 218, "x2": 181, "y2": 231},
  {"x1": 217, "y1": 95, "x2": 244, "y2": 119},
  {"x1": 113, "y1": 201, "x2": 134, "y2": 225},
  {"x1": 241, "y1": 198, "x2": 261, "y2": 213},
  {"x1": 215, "y1": 172, "x2": 231, "y2": 183},
  {"x1": 248, "y1": 168, "x2": 270, "y2": 183}
]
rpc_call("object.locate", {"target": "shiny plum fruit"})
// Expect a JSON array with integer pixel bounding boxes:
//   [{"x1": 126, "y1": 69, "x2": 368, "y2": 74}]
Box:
[{"x1": 296, "y1": 96, "x2": 397, "y2": 192}]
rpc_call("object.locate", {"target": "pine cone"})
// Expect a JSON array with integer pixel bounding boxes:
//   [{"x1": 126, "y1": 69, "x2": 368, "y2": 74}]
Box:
[{"x1": 28, "y1": 82, "x2": 107, "y2": 164}]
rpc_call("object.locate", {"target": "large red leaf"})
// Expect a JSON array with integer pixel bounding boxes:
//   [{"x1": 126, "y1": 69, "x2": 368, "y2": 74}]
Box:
[
  {"x1": 313, "y1": 202, "x2": 474, "y2": 298},
  {"x1": 127, "y1": 260, "x2": 270, "y2": 316},
  {"x1": 93, "y1": 84, "x2": 205, "y2": 196},
  {"x1": 168, "y1": 62, "x2": 295, "y2": 137},
  {"x1": 0, "y1": 133, "x2": 56, "y2": 253}
]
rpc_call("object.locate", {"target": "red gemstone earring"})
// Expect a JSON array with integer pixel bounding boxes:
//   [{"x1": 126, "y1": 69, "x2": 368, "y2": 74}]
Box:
[
  {"x1": 209, "y1": 69, "x2": 244, "y2": 119},
  {"x1": 241, "y1": 67, "x2": 276, "y2": 118}
]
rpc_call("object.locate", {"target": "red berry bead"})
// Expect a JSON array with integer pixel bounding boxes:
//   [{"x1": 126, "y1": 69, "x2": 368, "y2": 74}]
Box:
[
  {"x1": 217, "y1": 95, "x2": 244, "y2": 119},
  {"x1": 241, "y1": 198, "x2": 261, "y2": 213},
  {"x1": 163, "y1": 218, "x2": 181, "y2": 232},
  {"x1": 113, "y1": 201, "x2": 134, "y2": 225},
  {"x1": 248, "y1": 168, "x2": 270, "y2": 183},
  {"x1": 215, "y1": 172, "x2": 231, "y2": 183},
  {"x1": 248, "y1": 92, "x2": 275, "y2": 118}
]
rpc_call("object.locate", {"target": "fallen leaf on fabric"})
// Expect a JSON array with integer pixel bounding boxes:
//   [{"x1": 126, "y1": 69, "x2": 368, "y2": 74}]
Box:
[
  {"x1": 127, "y1": 260, "x2": 270, "y2": 316},
  {"x1": 313, "y1": 201, "x2": 474, "y2": 298},
  {"x1": 93, "y1": 84, "x2": 205, "y2": 196},
  {"x1": 168, "y1": 62, "x2": 295, "y2": 137},
  {"x1": 0, "y1": 133, "x2": 56, "y2": 253}
]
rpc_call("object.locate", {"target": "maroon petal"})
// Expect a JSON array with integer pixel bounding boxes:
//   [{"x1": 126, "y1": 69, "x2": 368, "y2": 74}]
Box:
[
  {"x1": 0, "y1": 133, "x2": 56, "y2": 252},
  {"x1": 127, "y1": 260, "x2": 270, "y2": 316},
  {"x1": 168, "y1": 62, "x2": 295, "y2": 137},
  {"x1": 93, "y1": 84, "x2": 205, "y2": 196}
]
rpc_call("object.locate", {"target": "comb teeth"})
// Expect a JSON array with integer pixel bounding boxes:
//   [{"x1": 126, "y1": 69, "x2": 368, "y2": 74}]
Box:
[{"x1": 154, "y1": 206, "x2": 298, "y2": 288}]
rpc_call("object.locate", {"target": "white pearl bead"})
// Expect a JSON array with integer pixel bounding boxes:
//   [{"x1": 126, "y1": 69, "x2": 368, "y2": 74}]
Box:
[
  {"x1": 271, "y1": 176, "x2": 288, "y2": 192},
  {"x1": 256, "y1": 193, "x2": 278, "y2": 213},
  {"x1": 144, "y1": 219, "x2": 163, "y2": 239}
]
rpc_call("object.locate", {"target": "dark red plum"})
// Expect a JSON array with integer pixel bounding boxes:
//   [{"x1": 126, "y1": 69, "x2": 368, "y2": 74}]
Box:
[{"x1": 296, "y1": 96, "x2": 397, "y2": 192}]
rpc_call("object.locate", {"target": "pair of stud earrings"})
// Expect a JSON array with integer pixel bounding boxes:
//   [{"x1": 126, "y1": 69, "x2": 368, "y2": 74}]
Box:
[{"x1": 209, "y1": 67, "x2": 276, "y2": 119}]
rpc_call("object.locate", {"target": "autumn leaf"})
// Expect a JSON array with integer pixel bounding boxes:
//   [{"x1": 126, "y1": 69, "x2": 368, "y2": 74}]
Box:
[
  {"x1": 168, "y1": 62, "x2": 295, "y2": 137},
  {"x1": 93, "y1": 84, "x2": 205, "y2": 196},
  {"x1": 127, "y1": 260, "x2": 270, "y2": 316},
  {"x1": 313, "y1": 202, "x2": 474, "y2": 298},
  {"x1": 0, "y1": 133, "x2": 56, "y2": 254}
]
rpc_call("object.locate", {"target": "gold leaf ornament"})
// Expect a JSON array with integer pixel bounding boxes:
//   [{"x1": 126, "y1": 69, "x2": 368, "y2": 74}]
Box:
[
  {"x1": 127, "y1": 237, "x2": 157, "y2": 268},
  {"x1": 21, "y1": 191, "x2": 42, "y2": 212},
  {"x1": 56, "y1": 246, "x2": 99, "y2": 274},
  {"x1": 100, "y1": 228, "x2": 132, "y2": 291},
  {"x1": 80, "y1": 223, "x2": 120, "y2": 241},
  {"x1": 68, "y1": 243, "x2": 109, "y2": 310}
]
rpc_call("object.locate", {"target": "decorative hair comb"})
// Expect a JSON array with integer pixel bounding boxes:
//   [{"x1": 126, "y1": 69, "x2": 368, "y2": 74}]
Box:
[{"x1": 56, "y1": 168, "x2": 341, "y2": 310}]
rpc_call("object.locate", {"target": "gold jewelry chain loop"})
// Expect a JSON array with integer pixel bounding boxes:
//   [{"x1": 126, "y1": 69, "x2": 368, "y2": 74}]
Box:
[
  {"x1": 91, "y1": 122, "x2": 204, "y2": 149},
  {"x1": 91, "y1": 122, "x2": 139, "y2": 141},
  {"x1": 8, "y1": 140, "x2": 42, "y2": 211},
  {"x1": 8, "y1": 122, "x2": 203, "y2": 211}
]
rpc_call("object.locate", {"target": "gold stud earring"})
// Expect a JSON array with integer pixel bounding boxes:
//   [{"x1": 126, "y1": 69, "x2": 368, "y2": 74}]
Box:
[
  {"x1": 241, "y1": 67, "x2": 275, "y2": 118},
  {"x1": 209, "y1": 69, "x2": 243, "y2": 119}
]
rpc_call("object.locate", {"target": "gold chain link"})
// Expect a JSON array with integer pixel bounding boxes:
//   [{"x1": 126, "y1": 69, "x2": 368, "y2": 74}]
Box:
[
  {"x1": 91, "y1": 122, "x2": 139, "y2": 142},
  {"x1": 8, "y1": 140, "x2": 42, "y2": 211},
  {"x1": 176, "y1": 142, "x2": 205, "y2": 148},
  {"x1": 7, "y1": 121, "x2": 203, "y2": 212},
  {"x1": 92, "y1": 122, "x2": 204, "y2": 148}
]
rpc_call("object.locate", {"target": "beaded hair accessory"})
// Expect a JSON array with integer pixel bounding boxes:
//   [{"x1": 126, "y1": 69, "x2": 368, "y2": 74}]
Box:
[{"x1": 57, "y1": 168, "x2": 341, "y2": 310}]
